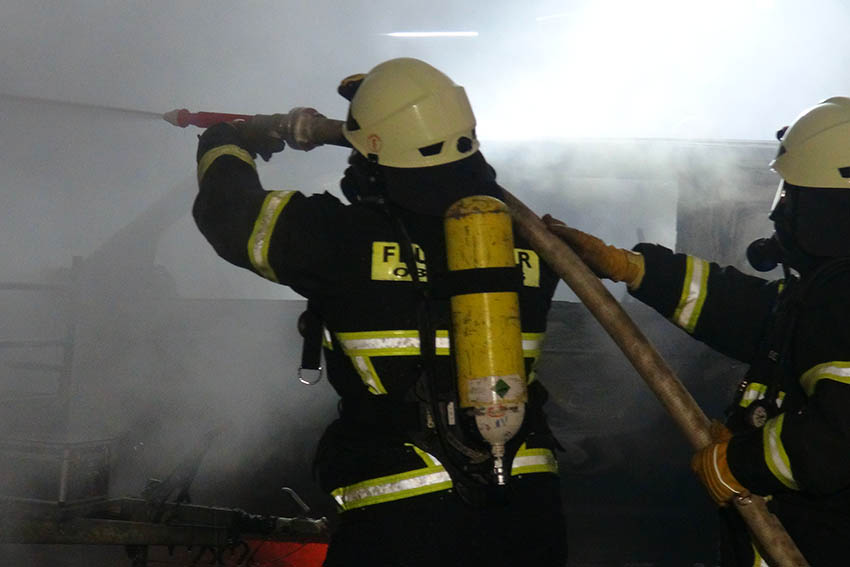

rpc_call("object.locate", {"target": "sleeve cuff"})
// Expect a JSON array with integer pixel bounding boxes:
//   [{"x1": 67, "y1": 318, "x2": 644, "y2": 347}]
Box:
[
  {"x1": 196, "y1": 122, "x2": 245, "y2": 161},
  {"x1": 628, "y1": 243, "x2": 687, "y2": 318}
]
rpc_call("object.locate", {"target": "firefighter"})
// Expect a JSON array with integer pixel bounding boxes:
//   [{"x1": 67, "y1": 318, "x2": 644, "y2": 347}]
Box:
[
  {"x1": 545, "y1": 96, "x2": 850, "y2": 565},
  {"x1": 192, "y1": 58, "x2": 567, "y2": 566}
]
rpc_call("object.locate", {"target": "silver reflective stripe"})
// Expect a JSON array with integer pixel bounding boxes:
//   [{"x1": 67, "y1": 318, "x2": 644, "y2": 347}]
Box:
[
  {"x1": 752, "y1": 543, "x2": 770, "y2": 567},
  {"x1": 739, "y1": 382, "x2": 767, "y2": 408},
  {"x1": 511, "y1": 447, "x2": 558, "y2": 475},
  {"x1": 763, "y1": 414, "x2": 798, "y2": 490},
  {"x1": 522, "y1": 333, "x2": 544, "y2": 355},
  {"x1": 340, "y1": 332, "x2": 421, "y2": 355},
  {"x1": 331, "y1": 445, "x2": 556, "y2": 511},
  {"x1": 332, "y1": 446, "x2": 451, "y2": 511},
  {"x1": 337, "y1": 330, "x2": 546, "y2": 395},
  {"x1": 337, "y1": 331, "x2": 418, "y2": 393},
  {"x1": 332, "y1": 469, "x2": 452, "y2": 511},
  {"x1": 672, "y1": 256, "x2": 709, "y2": 333},
  {"x1": 351, "y1": 355, "x2": 385, "y2": 395},
  {"x1": 800, "y1": 361, "x2": 850, "y2": 397},
  {"x1": 523, "y1": 333, "x2": 545, "y2": 383},
  {"x1": 247, "y1": 190, "x2": 296, "y2": 282},
  {"x1": 338, "y1": 330, "x2": 542, "y2": 357},
  {"x1": 409, "y1": 444, "x2": 442, "y2": 467}
]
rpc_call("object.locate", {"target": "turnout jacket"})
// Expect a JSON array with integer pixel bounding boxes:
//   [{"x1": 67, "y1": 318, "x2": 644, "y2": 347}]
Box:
[
  {"x1": 193, "y1": 125, "x2": 561, "y2": 512},
  {"x1": 631, "y1": 243, "x2": 850, "y2": 561}
]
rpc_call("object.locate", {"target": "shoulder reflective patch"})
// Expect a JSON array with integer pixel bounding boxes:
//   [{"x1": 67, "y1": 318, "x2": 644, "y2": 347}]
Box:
[
  {"x1": 672, "y1": 256, "x2": 710, "y2": 333},
  {"x1": 197, "y1": 144, "x2": 255, "y2": 182},
  {"x1": 800, "y1": 361, "x2": 850, "y2": 397},
  {"x1": 247, "y1": 190, "x2": 296, "y2": 283},
  {"x1": 514, "y1": 248, "x2": 540, "y2": 288},
  {"x1": 762, "y1": 413, "x2": 799, "y2": 490},
  {"x1": 371, "y1": 241, "x2": 427, "y2": 282}
]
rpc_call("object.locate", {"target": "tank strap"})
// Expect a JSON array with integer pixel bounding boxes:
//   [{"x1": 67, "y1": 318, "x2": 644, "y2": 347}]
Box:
[
  {"x1": 297, "y1": 299, "x2": 324, "y2": 384},
  {"x1": 430, "y1": 266, "x2": 522, "y2": 298}
]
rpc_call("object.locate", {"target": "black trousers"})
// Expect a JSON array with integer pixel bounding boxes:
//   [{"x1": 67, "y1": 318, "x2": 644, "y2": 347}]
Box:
[{"x1": 322, "y1": 474, "x2": 567, "y2": 567}]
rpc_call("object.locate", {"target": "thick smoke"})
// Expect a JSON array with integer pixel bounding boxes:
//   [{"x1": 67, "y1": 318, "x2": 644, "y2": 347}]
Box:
[{"x1": 1, "y1": 1, "x2": 848, "y2": 564}]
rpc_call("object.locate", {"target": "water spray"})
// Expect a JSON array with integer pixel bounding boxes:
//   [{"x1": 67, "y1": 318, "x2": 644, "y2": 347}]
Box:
[{"x1": 0, "y1": 92, "x2": 163, "y2": 120}]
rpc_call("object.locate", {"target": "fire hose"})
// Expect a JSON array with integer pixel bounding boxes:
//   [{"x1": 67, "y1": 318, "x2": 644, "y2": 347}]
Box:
[{"x1": 165, "y1": 108, "x2": 808, "y2": 565}]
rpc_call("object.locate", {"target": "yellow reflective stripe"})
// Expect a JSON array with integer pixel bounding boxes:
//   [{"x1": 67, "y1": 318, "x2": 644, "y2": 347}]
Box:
[
  {"x1": 407, "y1": 443, "x2": 442, "y2": 468},
  {"x1": 752, "y1": 543, "x2": 769, "y2": 567},
  {"x1": 522, "y1": 332, "x2": 544, "y2": 357},
  {"x1": 511, "y1": 445, "x2": 558, "y2": 476},
  {"x1": 350, "y1": 354, "x2": 387, "y2": 395},
  {"x1": 331, "y1": 465, "x2": 452, "y2": 511},
  {"x1": 247, "y1": 190, "x2": 296, "y2": 283},
  {"x1": 435, "y1": 330, "x2": 451, "y2": 355},
  {"x1": 737, "y1": 383, "x2": 786, "y2": 409},
  {"x1": 197, "y1": 144, "x2": 255, "y2": 182},
  {"x1": 739, "y1": 382, "x2": 767, "y2": 408},
  {"x1": 763, "y1": 414, "x2": 798, "y2": 490},
  {"x1": 337, "y1": 330, "x2": 419, "y2": 395},
  {"x1": 337, "y1": 330, "x2": 543, "y2": 357},
  {"x1": 331, "y1": 444, "x2": 556, "y2": 511},
  {"x1": 337, "y1": 329, "x2": 545, "y2": 394},
  {"x1": 523, "y1": 332, "x2": 545, "y2": 383},
  {"x1": 800, "y1": 361, "x2": 850, "y2": 397},
  {"x1": 672, "y1": 256, "x2": 710, "y2": 333},
  {"x1": 337, "y1": 330, "x2": 421, "y2": 356}
]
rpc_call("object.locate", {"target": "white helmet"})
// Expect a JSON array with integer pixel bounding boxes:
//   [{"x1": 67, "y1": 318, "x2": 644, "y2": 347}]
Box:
[
  {"x1": 770, "y1": 96, "x2": 850, "y2": 189},
  {"x1": 342, "y1": 58, "x2": 479, "y2": 168},
  {"x1": 768, "y1": 96, "x2": 850, "y2": 260}
]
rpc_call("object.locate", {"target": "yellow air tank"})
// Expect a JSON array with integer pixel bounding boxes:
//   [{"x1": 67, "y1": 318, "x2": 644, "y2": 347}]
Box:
[{"x1": 444, "y1": 195, "x2": 526, "y2": 485}]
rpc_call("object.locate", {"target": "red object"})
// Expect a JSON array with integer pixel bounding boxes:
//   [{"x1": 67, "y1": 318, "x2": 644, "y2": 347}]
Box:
[
  {"x1": 244, "y1": 540, "x2": 328, "y2": 567},
  {"x1": 162, "y1": 108, "x2": 252, "y2": 128}
]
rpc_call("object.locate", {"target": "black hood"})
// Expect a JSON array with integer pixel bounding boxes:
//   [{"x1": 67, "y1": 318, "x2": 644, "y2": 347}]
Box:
[
  {"x1": 341, "y1": 151, "x2": 504, "y2": 216},
  {"x1": 770, "y1": 182, "x2": 850, "y2": 273}
]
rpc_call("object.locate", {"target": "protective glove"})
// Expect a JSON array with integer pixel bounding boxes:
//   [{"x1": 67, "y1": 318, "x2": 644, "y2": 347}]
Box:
[
  {"x1": 691, "y1": 421, "x2": 749, "y2": 506},
  {"x1": 542, "y1": 215, "x2": 646, "y2": 289},
  {"x1": 230, "y1": 121, "x2": 286, "y2": 162}
]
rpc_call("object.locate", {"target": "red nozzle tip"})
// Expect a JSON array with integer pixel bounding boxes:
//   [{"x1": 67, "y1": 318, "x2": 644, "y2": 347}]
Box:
[{"x1": 163, "y1": 108, "x2": 191, "y2": 127}]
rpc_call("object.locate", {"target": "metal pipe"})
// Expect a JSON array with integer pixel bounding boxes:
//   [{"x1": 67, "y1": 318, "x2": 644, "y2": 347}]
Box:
[{"x1": 501, "y1": 189, "x2": 808, "y2": 566}]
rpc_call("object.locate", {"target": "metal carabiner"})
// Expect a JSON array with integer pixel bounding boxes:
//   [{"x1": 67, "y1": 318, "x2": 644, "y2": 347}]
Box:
[{"x1": 298, "y1": 365, "x2": 323, "y2": 386}]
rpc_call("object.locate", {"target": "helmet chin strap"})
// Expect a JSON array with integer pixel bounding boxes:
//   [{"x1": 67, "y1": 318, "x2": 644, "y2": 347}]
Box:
[
  {"x1": 764, "y1": 183, "x2": 813, "y2": 274},
  {"x1": 339, "y1": 151, "x2": 387, "y2": 205}
]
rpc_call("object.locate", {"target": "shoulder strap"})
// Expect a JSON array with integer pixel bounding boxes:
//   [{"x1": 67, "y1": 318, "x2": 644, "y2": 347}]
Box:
[{"x1": 297, "y1": 298, "x2": 324, "y2": 385}]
